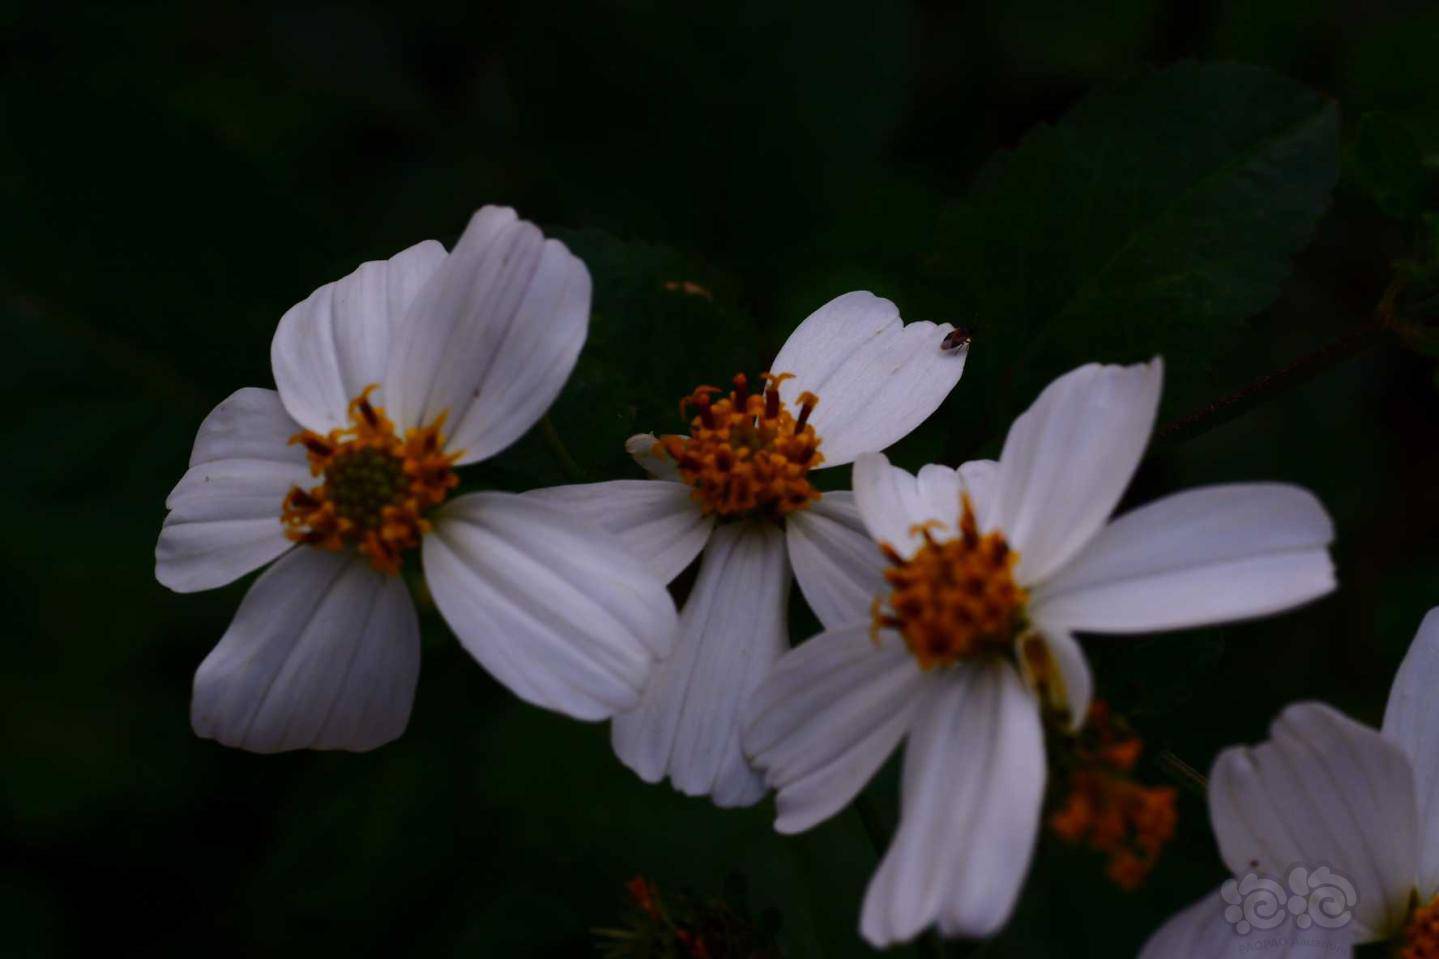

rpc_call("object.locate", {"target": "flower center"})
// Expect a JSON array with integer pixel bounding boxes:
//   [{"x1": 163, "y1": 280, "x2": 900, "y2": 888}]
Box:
[
  {"x1": 281, "y1": 385, "x2": 459, "y2": 574},
  {"x1": 658, "y1": 372, "x2": 823, "y2": 520},
  {"x1": 871, "y1": 496, "x2": 1027, "y2": 670},
  {"x1": 1048, "y1": 701, "x2": 1178, "y2": 890},
  {"x1": 1400, "y1": 894, "x2": 1439, "y2": 957}
]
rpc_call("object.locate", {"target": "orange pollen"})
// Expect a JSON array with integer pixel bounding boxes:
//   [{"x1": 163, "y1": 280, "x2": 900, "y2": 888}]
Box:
[
  {"x1": 625, "y1": 875, "x2": 662, "y2": 920},
  {"x1": 1048, "y1": 701, "x2": 1179, "y2": 891},
  {"x1": 1400, "y1": 894, "x2": 1439, "y2": 958},
  {"x1": 280, "y1": 385, "x2": 460, "y2": 575},
  {"x1": 870, "y1": 496, "x2": 1027, "y2": 670},
  {"x1": 657, "y1": 372, "x2": 823, "y2": 520}
]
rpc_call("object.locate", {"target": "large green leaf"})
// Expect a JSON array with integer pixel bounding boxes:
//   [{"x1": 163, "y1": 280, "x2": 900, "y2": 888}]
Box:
[{"x1": 934, "y1": 62, "x2": 1339, "y2": 443}]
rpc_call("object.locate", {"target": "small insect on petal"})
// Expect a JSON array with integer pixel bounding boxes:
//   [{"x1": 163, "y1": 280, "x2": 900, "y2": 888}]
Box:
[{"x1": 941, "y1": 326, "x2": 973, "y2": 353}]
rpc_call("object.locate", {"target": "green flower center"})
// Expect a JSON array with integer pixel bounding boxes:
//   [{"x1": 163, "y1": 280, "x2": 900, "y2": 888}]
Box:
[{"x1": 325, "y1": 447, "x2": 408, "y2": 529}]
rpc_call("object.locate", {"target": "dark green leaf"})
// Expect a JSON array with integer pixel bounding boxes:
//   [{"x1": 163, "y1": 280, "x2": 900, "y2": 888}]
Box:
[
  {"x1": 1347, "y1": 112, "x2": 1428, "y2": 219},
  {"x1": 934, "y1": 61, "x2": 1340, "y2": 438},
  {"x1": 1340, "y1": 8, "x2": 1439, "y2": 155}
]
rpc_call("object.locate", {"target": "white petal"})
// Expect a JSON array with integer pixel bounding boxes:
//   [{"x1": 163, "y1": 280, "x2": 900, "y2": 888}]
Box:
[
  {"x1": 156, "y1": 388, "x2": 309, "y2": 593},
  {"x1": 184, "y1": 386, "x2": 308, "y2": 466},
  {"x1": 772, "y1": 291, "x2": 967, "y2": 468},
  {"x1": 271, "y1": 239, "x2": 447, "y2": 433},
  {"x1": 852, "y1": 453, "x2": 964, "y2": 559},
  {"x1": 1382, "y1": 607, "x2": 1439, "y2": 897},
  {"x1": 1019, "y1": 621, "x2": 1092, "y2": 732},
  {"x1": 191, "y1": 547, "x2": 420, "y2": 753},
  {"x1": 786, "y1": 492, "x2": 888, "y2": 630},
  {"x1": 611, "y1": 522, "x2": 789, "y2": 806},
  {"x1": 861, "y1": 662, "x2": 1045, "y2": 945},
  {"x1": 524, "y1": 479, "x2": 712, "y2": 583},
  {"x1": 744, "y1": 624, "x2": 924, "y2": 833},
  {"x1": 424, "y1": 492, "x2": 678, "y2": 721},
  {"x1": 626, "y1": 433, "x2": 680, "y2": 481},
  {"x1": 1030, "y1": 483, "x2": 1336, "y2": 632},
  {"x1": 1139, "y1": 888, "x2": 1357, "y2": 958},
  {"x1": 383, "y1": 206, "x2": 591, "y2": 465},
  {"x1": 993, "y1": 360, "x2": 1163, "y2": 584},
  {"x1": 957, "y1": 459, "x2": 999, "y2": 531},
  {"x1": 1210, "y1": 701, "x2": 1417, "y2": 940}
]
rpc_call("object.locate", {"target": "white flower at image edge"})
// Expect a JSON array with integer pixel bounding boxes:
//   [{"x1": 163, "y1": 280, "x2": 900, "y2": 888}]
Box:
[
  {"x1": 1140, "y1": 607, "x2": 1439, "y2": 959},
  {"x1": 740, "y1": 360, "x2": 1338, "y2": 946},
  {"x1": 528, "y1": 291, "x2": 969, "y2": 805},
  {"x1": 154, "y1": 206, "x2": 678, "y2": 753}
]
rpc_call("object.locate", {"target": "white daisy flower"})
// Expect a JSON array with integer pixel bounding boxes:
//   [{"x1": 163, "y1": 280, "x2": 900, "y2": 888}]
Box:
[
  {"x1": 528, "y1": 292, "x2": 968, "y2": 805},
  {"x1": 740, "y1": 359, "x2": 1338, "y2": 946},
  {"x1": 1140, "y1": 607, "x2": 1439, "y2": 959},
  {"x1": 155, "y1": 206, "x2": 678, "y2": 753}
]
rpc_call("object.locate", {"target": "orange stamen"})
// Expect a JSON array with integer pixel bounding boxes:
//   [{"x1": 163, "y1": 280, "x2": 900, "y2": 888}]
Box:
[
  {"x1": 1400, "y1": 894, "x2": 1439, "y2": 958},
  {"x1": 280, "y1": 385, "x2": 460, "y2": 574},
  {"x1": 1048, "y1": 701, "x2": 1178, "y2": 891},
  {"x1": 871, "y1": 496, "x2": 1026, "y2": 670},
  {"x1": 625, "y1": 875, "x2": 661, "y2": 919},
  {"x1": 658, "y1": 372, "x2": 823, "y2": 520}
]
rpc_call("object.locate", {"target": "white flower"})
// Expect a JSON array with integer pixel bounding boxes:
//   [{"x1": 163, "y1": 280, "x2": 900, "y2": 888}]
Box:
[
  {"x1": 740, "y1": 360, "x2": 1338, "y2": 946},
  {"x1": 155, "y1": 206, "x2": 679, "y2": 753},
  {"x1": 1140, "y1": 607, "x2": 1439, "y2": 958},
  {"x1": 528, "y1": 291, "x2": 969, "y2": 805}
]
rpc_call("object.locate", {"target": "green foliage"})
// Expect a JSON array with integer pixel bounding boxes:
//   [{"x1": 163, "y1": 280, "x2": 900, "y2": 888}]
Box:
[
  {"x1": 229, "y1": 692, "x2": 898, "y2": 958},
  {"x1": 934, "y1": 62, "x2": 1339, "y2": 442},
  {"x1": 1341, "y1": 7, "x2": 1439, "y2": 155},
  {"x1": 1348, "y1": 112, "x2": 1429, "y2": 220},
  {"x1": 990, "y1": 0, "x2": 1162, "y2": 79}
]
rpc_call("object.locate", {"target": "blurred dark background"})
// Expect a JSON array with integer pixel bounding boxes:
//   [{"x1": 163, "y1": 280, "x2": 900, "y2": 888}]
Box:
[{"x1": 5, "y1": 1, "x2": 1439, "y2": 955}]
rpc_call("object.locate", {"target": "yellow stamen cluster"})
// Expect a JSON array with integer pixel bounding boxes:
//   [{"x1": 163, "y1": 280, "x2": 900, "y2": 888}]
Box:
[
  {"x1": 1048, "y1": 701, "x2": 1179, "y2": 891},
  {"x1": 281, "y1": 385, "x2": 459, "y2": 574},
  {"x1": 1400, "y1": 894, "x2": 1439, "y2": 958},
  {"x1": 658, "y1": 372, "x2": 822, "y2": 520},
  {"x1": 871, "y1": 497, "x2": 1026, "y2": 670}
]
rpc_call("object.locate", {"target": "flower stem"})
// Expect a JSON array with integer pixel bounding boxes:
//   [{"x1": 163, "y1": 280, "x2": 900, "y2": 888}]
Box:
[
  {"x1": 1154, "y1": 275, "x2": 1406, "y2": 447},
  {"x1": 541, "y1": 414, "x2": 588, "y2": 483},
  {"x1": 1157, "y1": 748, "x2": 1208, "y2": 796}
]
